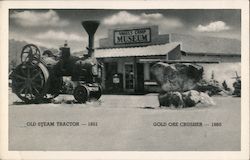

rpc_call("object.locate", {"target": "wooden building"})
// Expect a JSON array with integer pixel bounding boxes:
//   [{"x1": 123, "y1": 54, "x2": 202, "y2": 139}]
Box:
[{"x1": 95, "y1": 25, "x2": 241, "y2": 94}]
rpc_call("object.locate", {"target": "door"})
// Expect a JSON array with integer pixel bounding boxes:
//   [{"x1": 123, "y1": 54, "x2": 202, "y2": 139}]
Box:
[
  {"x1": 136, "y1": 63, "x2": 144, "y2": 93},
  {"x1": 124, "y1": 63, "x2": 134, "y2": 92},
  {"x1": 105, "y1": 62, "x2": 117, "y2": 92}
]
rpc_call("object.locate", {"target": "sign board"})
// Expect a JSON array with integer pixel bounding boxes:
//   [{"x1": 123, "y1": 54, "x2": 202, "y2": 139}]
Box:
[
  {"x1": 113, "y1": 74, "x2": 120, "y2": 83},
  {"x1": 114, "y1": 28, "x2": 151, "y2": 45}
]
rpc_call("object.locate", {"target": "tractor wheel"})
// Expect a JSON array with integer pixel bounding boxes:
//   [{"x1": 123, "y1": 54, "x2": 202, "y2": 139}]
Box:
[
  {"x1": 21, "y1": 44, "x2": 41, "y2": 63},
  {"x1": 92, "y1": 85, "x2": 102, "y2": 100},
  {"x1": 11, "y1": 62, "x2": 49, "y2": 103},
  {"x1": 73, "y1": 85, "x2": 89, "y2": 103}
]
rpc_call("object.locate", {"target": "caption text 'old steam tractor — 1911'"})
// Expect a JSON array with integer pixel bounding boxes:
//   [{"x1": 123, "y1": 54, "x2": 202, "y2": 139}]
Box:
[{"x1": 10, "y1": 21, "x2": 102, "y2": 103}]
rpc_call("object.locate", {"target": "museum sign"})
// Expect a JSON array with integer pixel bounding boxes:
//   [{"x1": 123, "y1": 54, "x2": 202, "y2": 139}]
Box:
[{"x1": 114, "y1": 28, "x2": 151, "y2": 45}]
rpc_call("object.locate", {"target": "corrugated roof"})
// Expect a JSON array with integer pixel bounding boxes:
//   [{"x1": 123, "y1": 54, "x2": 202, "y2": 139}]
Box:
[{"x1": 94, "y1": 42, "x2": 180, "y2": 58}]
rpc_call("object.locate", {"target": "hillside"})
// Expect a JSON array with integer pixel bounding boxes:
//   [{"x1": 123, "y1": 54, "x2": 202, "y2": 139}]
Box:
[{"x1": 9, "y1": 39, "x2": 28, "y2": 70}]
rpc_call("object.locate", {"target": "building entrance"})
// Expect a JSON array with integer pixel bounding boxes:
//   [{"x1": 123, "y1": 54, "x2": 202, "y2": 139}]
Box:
[
  {"x1": 105, "y1": 62, "x2": 117, "y2": 92},
  {"x1": 124, "y1": 63, "x2": 134, "y2": 92}
]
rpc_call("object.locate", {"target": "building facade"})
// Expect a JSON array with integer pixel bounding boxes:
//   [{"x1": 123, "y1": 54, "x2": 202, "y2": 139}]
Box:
[{"x1": 95, "y1": 25, "x2": 241, "y2": 94}]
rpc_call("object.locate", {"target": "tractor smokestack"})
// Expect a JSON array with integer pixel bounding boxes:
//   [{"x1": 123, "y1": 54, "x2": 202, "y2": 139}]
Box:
[{"x1": 81, "y1": 20, "x2": 100, "y2": 57}]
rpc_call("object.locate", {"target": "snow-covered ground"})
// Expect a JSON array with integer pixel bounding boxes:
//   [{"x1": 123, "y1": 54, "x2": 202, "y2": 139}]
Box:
[{"x1": 9, "y1": 92, "x2": 241, "y2": 151}]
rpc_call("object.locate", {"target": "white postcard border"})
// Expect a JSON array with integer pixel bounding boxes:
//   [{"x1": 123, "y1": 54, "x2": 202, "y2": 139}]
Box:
[{"x1": 0, "y1": 0, "x2": 249, "y2": 159}]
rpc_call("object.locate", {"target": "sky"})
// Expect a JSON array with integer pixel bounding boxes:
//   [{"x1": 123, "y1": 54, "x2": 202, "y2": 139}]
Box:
[{"x1": 9, "y1": 9, "x2": 241, "y2": 52}]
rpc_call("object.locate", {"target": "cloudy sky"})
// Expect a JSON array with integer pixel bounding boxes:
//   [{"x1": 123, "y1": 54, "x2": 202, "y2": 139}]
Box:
[{"x1": 9, "y1": 9, "x2": 241, "y2": 52}]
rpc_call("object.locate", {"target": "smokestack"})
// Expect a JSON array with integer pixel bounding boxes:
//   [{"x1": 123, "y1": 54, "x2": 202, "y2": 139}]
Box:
[{"x1": 81, "y1": 20, "x2": 100, "y2": 57}]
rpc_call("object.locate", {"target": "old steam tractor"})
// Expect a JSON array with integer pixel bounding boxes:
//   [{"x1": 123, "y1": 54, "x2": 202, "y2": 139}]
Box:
[{"x1": 11, "y1": 21, "x2": 102, "y2": 103}]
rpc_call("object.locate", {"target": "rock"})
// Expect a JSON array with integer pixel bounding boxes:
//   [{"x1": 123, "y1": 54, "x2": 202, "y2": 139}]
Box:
[
  {"x1": 158, "y1": 91, "x2": 183, "y2": 108},
  {"x1": 199, "y1": 92, "x2": 215, "y2": 106},
  {"x1": 171, "y1": 92, "x2": 184, "y2": 108},
  {"x1": 159, "y1": 90, "x2": 215, "y2": 108},
  {"x1": 158, "y1": 92, "x2": 171, "y2": 107},
  {"x1": 196, "y1": 79, "x2": 222, "y2": 96},
  {"x1": 151, "y1": 63, "x2": 176, "y2": 86},
  {"x1": 218, "y1": 90, "x2": 231, "y2": 96},
  {"x1": 182, "y1": 90, "x2": 201, "y2": 107},
  {"x1": 151, "y1": 62, "x2": 203, "y2": 92},
  {"x1": 151, "y1": 62, "x2": 216, "y2": 108}
]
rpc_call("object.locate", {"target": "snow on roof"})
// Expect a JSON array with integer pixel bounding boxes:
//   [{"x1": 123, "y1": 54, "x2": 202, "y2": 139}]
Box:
[{"x1": 94, "y1": 42, "x2": 180, "y2": 58}]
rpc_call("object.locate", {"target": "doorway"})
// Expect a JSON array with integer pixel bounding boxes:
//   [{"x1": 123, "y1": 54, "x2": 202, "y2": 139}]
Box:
[
  {"x1": 124, "y1": 63, "x2": 134, "y2": 92},
  {"x1": 136, "y1": 63, "x2": 144, "y2": 93},
  {"x1": 104, "y1": 62, "x2": 117, "y2": 92}
]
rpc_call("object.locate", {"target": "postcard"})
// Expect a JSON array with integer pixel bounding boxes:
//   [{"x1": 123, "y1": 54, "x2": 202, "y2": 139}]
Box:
[{"x1": 0, "y1": 0, "x2": 249, "y2": 159}]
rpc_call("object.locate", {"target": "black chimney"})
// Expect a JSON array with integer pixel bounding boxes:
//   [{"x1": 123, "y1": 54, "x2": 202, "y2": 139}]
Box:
[{"x1": 81, "y1": 20, "x2": 100, "y2": 57}]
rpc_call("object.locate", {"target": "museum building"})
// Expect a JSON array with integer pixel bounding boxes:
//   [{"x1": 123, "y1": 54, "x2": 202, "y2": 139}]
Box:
[{"x1": 94, "y1": 25, "x2": 241, "y2": 93}]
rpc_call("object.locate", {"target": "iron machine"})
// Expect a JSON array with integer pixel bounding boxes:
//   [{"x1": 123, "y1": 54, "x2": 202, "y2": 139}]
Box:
[{"x1": 10, "y1": 21, "x2": 102, "y2": 103}]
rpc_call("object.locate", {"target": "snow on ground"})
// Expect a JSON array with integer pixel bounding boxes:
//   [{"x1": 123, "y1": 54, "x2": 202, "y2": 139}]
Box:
[{"x1": 9, "y1": 92, "x2": 240, "y2": 151}]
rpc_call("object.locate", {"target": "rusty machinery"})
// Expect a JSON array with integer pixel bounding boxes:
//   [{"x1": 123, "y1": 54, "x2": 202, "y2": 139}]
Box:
[{"x1": 10, "y1": 21, "x2": 102, "y2": 103}]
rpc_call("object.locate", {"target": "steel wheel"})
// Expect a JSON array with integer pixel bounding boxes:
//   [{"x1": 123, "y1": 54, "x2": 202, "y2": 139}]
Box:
[
  {"x1": 92, "y1": 85, "x2": 102, "y2": 100},
  {"x1": 21, "y1": 44, "x2": 41, "y2": 63},
  {"x1": 73, "y1": 85, "x2": 89, "y2": 103},
  {"x1": 12, "y1": 62, "x2": 49, "y2": 103}
]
